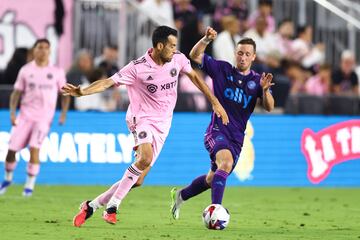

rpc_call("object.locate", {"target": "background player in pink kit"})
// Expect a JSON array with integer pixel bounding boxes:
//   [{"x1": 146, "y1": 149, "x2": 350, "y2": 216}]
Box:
[
  {"x1": 0, "y1": 39, "x2": 70, "y2": 197},
  {"x1": 62, "y1": 26, "x2": 229, "y2": 227},
  {"x1": 170, "y1": 27, "x2": 275, "y2": 220}
]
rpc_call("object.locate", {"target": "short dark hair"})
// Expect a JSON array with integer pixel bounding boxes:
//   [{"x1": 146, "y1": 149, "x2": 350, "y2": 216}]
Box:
[
  {"x1": 259, "y1": 0, "x2": 272, "y2": 7},
  {"x1": 237, "y1": 38, "x2": 256, "y2": 52},
  {"x1": 152, "y1": 26, "x2": 178, "y2": 47},
  {"x1": 297, "y1": 25, "x2": 310, "y2": 36},
  {"x1": 33, "y1": 38, "x2": 50, "y2": 48}
]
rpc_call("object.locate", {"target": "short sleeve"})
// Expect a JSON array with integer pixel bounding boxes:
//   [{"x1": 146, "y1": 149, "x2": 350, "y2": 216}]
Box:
[
  {"x1": 178, "y1": 53, "x2": 193, "y2": 74},
  {"x1": 332, "y1": 70, "x2": 342, "y2": 85},
  {"x1": 57, "y1": 69, "x2": 67, "y2": 90},
  {"x1": 111, "y1": 61, "x2": 136, "y2": 86},
  {"x1": 350, "y1": 72, "x2": 358, "y2": 86},
  {"x1": 13, "y1": 67, "x2": 26, "y2": 91},
  {"x1": 199, "y1": 54, "x2": 222, "y2": 78}
]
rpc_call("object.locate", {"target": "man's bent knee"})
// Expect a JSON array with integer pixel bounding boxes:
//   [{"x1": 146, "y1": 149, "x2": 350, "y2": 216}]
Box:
[{"x1": 6, "y1": 150, "x2": 16, "y2": 163}]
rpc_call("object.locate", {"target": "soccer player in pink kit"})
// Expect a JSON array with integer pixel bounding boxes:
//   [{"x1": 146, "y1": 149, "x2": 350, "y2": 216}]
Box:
[
  {"x1": 62, "y1": 26, "x2": 229, "y2": 226},
  {"x1": 0, "y1": 39, "x2": 70, "y2": 197}
]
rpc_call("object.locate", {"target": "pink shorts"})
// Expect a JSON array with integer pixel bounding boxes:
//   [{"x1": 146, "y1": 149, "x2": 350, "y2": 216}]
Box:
[
  {"x1": 127, "y1": 121, "x2": 167, "y2": 167},
  {"x1": 8, "y1": 117, "x2": 50, "y2": 151}
]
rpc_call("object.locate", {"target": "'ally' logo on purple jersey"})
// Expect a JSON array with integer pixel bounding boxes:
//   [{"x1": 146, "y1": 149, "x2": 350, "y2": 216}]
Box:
[{"x1": 224, "y1": 87, "x2": 252, "y2": 109}]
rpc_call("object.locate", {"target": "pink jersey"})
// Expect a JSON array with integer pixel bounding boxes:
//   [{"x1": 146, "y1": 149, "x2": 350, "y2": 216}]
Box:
[
  {"x1": 14, "y1": 61, "x2": 66, "y2": 123},
  {"x1": 111, "y1": 49, "x2": 192, "y2": 133}
]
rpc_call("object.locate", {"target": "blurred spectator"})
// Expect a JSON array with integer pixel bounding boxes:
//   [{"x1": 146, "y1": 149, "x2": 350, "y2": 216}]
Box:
[
  {"x1": 273, "y1": 19, "x2": 295, "y2": 61},
  {"x1": 213, "y1": 15, "x2": 242, "y2": 65},
  {"x1": 178, "y1": 17, "x2": 203, "y2": 58},
  {"x1": 356, "y1": 65, "x2": 360, "y2": 95},
  {"x1": 140, "y1": 0, "x2": 175, "y2": 27},
  {"x1": 244, "y1": 16, "x2": 278, "y2": 70},
  {"x1": 332, "y1": 50, "x2": 359, "y2": 96},
  {"x1": 291, "y1": 26, "x2": 325, "y2": 69},
  {"x1": 248, "y1": 0, "x2": 275, "y2": 33},
  {"x1": 173, "y1": 0, "x2": 197, "y2": 31},
  {"x1": 2, "y1": 48, "x2": 30, "y2": 85},
  {"x1": 94, "y1": 45, "x2": 119, "y2": 77},
  {"x1": 66, "y1": 49, "x2": 93, "y2": 109},
  {"x1": 191, "y1": 0, "x2": 214, "y2": 15},
  {"x1": 305, "y1": 64, "x2": 331, "y2": 96},
  {"x1": 74, "y1": 68, "x2": 118, "y2": 111},
  {"x1": 173, "y1": 0, "x2": 200, "y2": 56},
  {"x1": 214, "y1": 0, "x2": 248, "y2": 33},
  {"x1": 66, "y1": 49, "x2": 93, "y2": 86},
  {"x1": 285, "y1": 62, "x2": 308, "y2": 95}
]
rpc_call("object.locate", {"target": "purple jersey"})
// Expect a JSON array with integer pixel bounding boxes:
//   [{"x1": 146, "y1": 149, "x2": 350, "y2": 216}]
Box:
[{"x1": 201, "y1": 54, "x2": 263, "y2": 143}]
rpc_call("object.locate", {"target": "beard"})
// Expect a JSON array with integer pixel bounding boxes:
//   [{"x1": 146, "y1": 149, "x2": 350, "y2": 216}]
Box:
[{"x1": 161, "y1": 55, "x2": 172, "y2": 63}]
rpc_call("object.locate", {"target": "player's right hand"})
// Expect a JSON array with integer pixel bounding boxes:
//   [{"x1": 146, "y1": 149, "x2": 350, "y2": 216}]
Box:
[
  {"x1": 205, "y1": 27, "x2": 217, "y2": 41},
  {"x1": 212, "y1": 100, "x2": 229, "y2": 125},
  {"x1": 61, "y1": 83, "x2": 83, "y2": 97}
]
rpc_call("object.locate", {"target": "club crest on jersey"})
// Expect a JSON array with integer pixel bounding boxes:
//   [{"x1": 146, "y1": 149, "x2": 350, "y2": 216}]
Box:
[
  {"x1": 147, "y1": 84, "x2": 158, "y2": 93},
  {"x1": 170, "y1": 68, "x2": 177, "y2": 77},
  {"x1": 138, "y1": 131, "x2": 147, "y2": 139},
  {"x1": 47, "y1": 73, "x2": 53, "y2": 79},
  {"x1": 247, "y1": 81, "x2": 256, "y2": 89},
  {"x1": 28, "y1": 83, "x2": 36, "y2": 90}
]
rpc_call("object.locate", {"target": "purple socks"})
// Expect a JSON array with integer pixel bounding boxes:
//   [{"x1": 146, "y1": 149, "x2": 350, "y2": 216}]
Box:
[
  {"x1": 180, "y1": 175, "x2": 210, "y2": 200},
  {"x1": 211, "y1": 169, "x2": 228, "y2": 204}
]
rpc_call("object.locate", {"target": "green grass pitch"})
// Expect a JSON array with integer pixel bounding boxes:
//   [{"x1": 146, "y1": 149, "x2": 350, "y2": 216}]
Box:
[{"x1": 0, "y1": 185, "x2": 359, "y2": 240}]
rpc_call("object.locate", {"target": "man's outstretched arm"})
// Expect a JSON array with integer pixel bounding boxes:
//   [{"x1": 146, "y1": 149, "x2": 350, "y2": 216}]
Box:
[{"x1": 61, "y1": 78, "x2": 115, "y2": 97}]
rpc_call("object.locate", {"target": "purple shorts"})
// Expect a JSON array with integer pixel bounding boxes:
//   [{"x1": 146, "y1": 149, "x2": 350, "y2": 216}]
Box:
[{"x1": 204, "y1": 131, "x2": 243, "y2": 172}]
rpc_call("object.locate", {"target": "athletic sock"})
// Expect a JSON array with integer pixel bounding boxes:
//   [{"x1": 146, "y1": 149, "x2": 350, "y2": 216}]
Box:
[
  {"x1": 24, "y1": 163, "x2": 40, "y2": 190},
  {"x1": 4, "y1": 161, "x2": 17, "y2": 182},
  {"x1": 180, "y1": 175, "x2": 211, "y2": 201},
  {"x1": 106, "y1": 164, "x2": 142, "y2": 209},
  {"x1": 211, "y1": 169, "x2": 228, "y2": 204}
]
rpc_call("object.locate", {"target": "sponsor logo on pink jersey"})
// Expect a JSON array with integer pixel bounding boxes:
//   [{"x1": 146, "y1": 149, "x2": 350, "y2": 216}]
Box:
[{"x1": 301, "y1": 120, "x2": 360, "y2": 184}]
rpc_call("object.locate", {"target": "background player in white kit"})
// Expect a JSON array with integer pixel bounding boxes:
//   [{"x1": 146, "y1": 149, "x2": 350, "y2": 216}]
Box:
[
  {"x1": 0, "y1": 39, "x2": 70, "y2": 197},
  {"x1": 62, "y1": 26, "x2": 229, "y2": 226}
]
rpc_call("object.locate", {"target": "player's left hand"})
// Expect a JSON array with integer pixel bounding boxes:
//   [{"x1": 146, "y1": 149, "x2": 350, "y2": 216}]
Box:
[
  {"x1": 212, "y1": 100, "x2": 229, "y2": 125},
  {"x1": 59, "y1": 112, "x2": 66, "y2": 125},
  {"x1": 260, "y1": 73, "x2": 275, "y2": 91}
]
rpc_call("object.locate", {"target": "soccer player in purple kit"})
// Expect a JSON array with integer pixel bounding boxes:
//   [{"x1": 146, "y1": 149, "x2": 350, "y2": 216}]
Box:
[
  {"x1": 170, "y1": 27, "x2": 275, "y2": 219},
  {"x1": 62, "y1": 26, "x2": 229, "y2": 227}
]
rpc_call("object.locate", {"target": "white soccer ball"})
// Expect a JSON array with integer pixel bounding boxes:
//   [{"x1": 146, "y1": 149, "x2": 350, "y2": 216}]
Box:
[{"x1": 202, "y1": 204, "x2": 230, "y2": 230}]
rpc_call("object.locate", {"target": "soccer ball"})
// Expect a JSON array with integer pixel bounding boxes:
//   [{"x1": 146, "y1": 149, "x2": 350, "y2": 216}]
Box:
[{"x1": 202, "y1": 204, "x2": 230, "y2": 230}]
